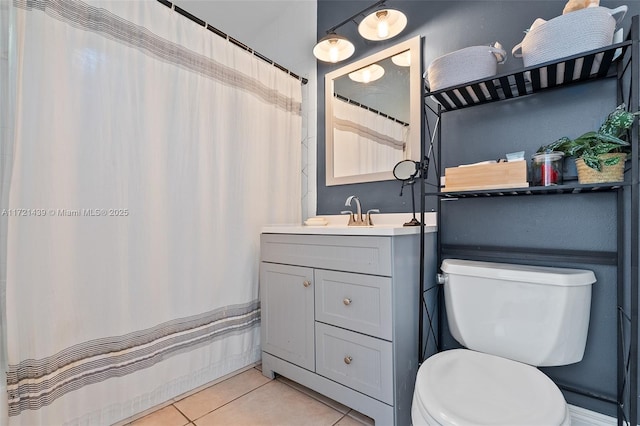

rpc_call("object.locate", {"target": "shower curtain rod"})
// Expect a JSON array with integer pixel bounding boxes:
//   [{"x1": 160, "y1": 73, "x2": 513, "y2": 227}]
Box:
[{"x1": 157, "y1": 0, "x2": 308, "y2": 85}]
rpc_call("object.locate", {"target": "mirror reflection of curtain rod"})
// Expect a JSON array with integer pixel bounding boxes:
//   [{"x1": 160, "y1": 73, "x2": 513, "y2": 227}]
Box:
[{"x1": 335, "y1": 93, "x2": 409, "y2": 127}]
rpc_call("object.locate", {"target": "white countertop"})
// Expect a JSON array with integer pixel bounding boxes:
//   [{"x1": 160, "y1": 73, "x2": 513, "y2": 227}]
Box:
[{"x1": 262, "y1": 213, "x2": 437, "y2": 236}]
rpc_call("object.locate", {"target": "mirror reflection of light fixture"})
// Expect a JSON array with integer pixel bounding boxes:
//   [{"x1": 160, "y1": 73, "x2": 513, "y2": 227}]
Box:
[
  {"x1": 313, "y1": 1, "x2": 407, "y2": 63},
  {"x1": 348, "y1": 64, "x2": 385, "y2": 83},
  {"x1": 391, "y1": 50, "x2": 411, "y2": 67},
  {"x1": 358, "y1": 9, "x2": 407, "y2": 41},
  {"x1": 313, "y1": 33, "x2": 356, "y2": 63}
]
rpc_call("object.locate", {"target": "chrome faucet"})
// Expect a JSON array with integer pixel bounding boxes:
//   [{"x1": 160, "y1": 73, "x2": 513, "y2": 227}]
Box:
[
  {"x1": 342, "y1": 196, "x2": 379, "y2": 226},
  {"x1": 345, "y1": 195, "x2": 363, "y2": 224}
]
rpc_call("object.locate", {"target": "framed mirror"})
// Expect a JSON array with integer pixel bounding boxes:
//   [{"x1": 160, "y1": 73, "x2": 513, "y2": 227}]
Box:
[{"x1": 325, "y1": 36, "x2": 422, "y2": 186}]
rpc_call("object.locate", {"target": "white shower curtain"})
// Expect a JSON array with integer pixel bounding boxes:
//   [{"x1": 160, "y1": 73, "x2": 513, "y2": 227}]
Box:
[
  {"x1": 0, "y1": 1, "x2": 302, "y2": 424},
  {"x1": 332, "y1": 97, "x2": 408, "y2": 178}
]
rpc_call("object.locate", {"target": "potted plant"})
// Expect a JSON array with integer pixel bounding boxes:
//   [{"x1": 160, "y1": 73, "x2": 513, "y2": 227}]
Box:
[{"x1": 537, "y1": 104, "x2": 638, "y2": 184}]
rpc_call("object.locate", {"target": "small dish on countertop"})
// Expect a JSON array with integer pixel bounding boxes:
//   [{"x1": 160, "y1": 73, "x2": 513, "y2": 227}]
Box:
[{"x1": 304, "y1": 217, "x2": 328, "y2": 226}]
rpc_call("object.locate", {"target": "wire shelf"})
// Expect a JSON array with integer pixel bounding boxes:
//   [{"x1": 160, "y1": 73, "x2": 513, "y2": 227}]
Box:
[
  {"x1": 432, "y1": 182, "x2": 625, "y2": 198},
  {"x1": 426, "y1": 41, "x2": 630, "y2": 111}
]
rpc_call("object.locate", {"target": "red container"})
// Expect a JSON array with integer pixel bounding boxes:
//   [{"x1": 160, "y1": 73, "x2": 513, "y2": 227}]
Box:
[{"x1": 532, "y1": 152, "x2": 564, "y2": 186}]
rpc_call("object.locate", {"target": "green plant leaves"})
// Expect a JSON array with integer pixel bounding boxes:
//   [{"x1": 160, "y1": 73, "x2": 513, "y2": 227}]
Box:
[
  {"x1": 599, "y1": 104, "x2": 637, "y2": 138},
  {"x1": 537, "y1": 136, "x2": 572, "y2": 154},
  {"x1": 581, "y1": 153, "x2": 603, "y2": 171},
  {"x1": 536, "y1": 104, "x2": 637, "y2": 171},
  {"x1": 603, "y1": 156, "x2": 622, "y2": 166}
]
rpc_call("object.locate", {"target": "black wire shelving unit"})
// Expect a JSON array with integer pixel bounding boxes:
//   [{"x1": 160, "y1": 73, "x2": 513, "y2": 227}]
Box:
[{"x1": 418, "y1": 16, "x2": 639, "y2": 426}]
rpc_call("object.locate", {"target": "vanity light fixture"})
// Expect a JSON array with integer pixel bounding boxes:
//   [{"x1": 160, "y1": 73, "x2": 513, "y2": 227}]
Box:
[
  {"x1": 348, "y1": 64, "x2": 385, "y2": 83},
  {"x1": 313, "y1": 0, "x2": 408, "y2": 63},
  {"x1": 313, "y1": 33, "x2": 356, "y2": 63},
  {"x1": 358, "y1": 9, "x2": 407, "y2": 41}
]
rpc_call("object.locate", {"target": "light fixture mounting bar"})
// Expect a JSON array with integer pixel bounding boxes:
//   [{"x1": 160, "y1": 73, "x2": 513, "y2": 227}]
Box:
[{"x1": 324, "y1": 0, "x2": 386, "y2": 34}]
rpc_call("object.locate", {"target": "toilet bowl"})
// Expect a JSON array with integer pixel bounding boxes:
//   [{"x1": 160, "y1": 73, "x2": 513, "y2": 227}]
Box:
[
  {"x1": 411, "y1": 259, "x2": 595, "y2": 426},
  {"x1": 412, "y1": 349, "x2": 571, "y2": 426}
]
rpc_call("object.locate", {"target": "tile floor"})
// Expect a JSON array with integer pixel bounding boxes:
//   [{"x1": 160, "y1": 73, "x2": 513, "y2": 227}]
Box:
[{"x1": 123, "y1": 366, "x2": 374, "y2": 426}]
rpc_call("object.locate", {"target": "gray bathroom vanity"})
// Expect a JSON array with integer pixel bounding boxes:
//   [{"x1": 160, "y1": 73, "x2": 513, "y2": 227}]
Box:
[{"x1": 259, "y1": 223, "x2": 436, "y2": 425}]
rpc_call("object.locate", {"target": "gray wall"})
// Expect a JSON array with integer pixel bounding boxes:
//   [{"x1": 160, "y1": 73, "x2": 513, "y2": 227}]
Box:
[{"x1": 318, "y1": 0, "x2": 638, "y2": 417}]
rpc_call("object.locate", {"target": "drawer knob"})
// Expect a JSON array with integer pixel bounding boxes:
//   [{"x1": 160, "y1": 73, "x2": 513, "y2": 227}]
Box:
[
  {"x1": 344, "y1": 356, "x2": 353, "y2": 365},
  {"x1": 343, "y1": 298, "x2": 352, "y2": 306},
  {"x1": 303, "y1": 280, "x2": 311, "y2": 287}
]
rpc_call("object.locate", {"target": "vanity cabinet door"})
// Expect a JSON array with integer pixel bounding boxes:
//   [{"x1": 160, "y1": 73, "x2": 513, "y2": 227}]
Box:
[{"x1": 260, "y1": 263, "x2": 315, "y2": 371}]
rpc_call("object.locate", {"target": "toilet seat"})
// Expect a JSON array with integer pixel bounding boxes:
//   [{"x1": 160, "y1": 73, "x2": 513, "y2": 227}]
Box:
[{"x1": 413, "y1": 349, "x2": 569, "y2": 426}]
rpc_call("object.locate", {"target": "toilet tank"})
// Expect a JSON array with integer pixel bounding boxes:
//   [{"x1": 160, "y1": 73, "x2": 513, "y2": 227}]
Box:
[{"x1": 441, "y1": 259, "x2": 596, "y2": 367}]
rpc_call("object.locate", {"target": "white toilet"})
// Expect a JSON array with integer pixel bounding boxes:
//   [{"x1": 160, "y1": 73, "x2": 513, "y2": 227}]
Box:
[{"x1": 411, "y1": 259, "x2": 596, "y2": 426}]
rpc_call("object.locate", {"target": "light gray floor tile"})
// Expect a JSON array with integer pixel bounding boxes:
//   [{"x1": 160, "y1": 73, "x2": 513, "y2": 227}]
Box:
[
  {"x1": 129, "y1": 405, "x2": 189, "y2": 426},
  {"x1": 194, "y1": 380, "x2": 344, "y2": 426},
  {"x1": 174, "y1": 368, "x2": 271, "y2": 421}
]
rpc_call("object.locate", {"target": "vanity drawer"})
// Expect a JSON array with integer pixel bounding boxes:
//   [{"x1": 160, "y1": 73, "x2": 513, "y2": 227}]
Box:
[
  {"x1": 315, "y1": 269, "x2": 392, "y2": 340},
  {"x1": 315, "y1": 322, "x2": 393, "y2": 404},
  {"x1": 261, "y1": 234, "x2": 392, "y2": 276}
]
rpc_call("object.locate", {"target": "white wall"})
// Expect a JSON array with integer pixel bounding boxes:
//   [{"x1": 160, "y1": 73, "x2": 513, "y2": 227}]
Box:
[{"x1": 174, "y1": 0, "x2": 318, "y2": 219}]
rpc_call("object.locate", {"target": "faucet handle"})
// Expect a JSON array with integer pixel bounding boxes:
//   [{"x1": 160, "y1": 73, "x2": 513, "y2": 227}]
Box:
[
  {"x1": 341, "y1": 210, "x2": 355, "y2": 225},
  {"x1": 366, "y1": 209, "x2": 380, "y2": 226}
]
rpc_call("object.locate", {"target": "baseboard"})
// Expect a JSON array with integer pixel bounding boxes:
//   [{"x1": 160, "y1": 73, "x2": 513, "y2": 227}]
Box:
[{"x1": 569, "y1": 404, "x2": 618, "y2": 426}]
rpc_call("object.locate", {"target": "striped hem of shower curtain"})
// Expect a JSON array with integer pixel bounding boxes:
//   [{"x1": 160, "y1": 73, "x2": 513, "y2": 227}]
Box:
[
  {"x1": 333, "y1": 117, "x2": 407, "y2": 150},
  {"x1": 13, "y1": 0, "x2": 302, "y2": 114},
  {"x1": 6, "y1": 300, "x2": 261, "y2": 416}
]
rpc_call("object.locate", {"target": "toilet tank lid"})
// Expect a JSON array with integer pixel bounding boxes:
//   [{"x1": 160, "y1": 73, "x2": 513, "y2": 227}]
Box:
[{"x1": 441, "y1": 259, "x2": 596, "y2": 287}]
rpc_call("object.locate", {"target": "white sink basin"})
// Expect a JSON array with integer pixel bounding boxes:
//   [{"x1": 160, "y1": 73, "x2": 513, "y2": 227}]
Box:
[{"x1": 262, "y1": 213, "x2": 437, "y2": 236}]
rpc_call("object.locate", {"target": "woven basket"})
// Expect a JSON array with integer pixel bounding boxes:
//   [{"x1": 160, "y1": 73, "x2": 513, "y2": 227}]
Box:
[
  {"x1": 575, "y1": 153, "x2": 626, "y2": 184},
  {"x1": 512, "y1": 6, "x2": 626, "y2": 72},
  {"x1": 427, "y1": 44, "x2": 506, "y2": 91}
]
